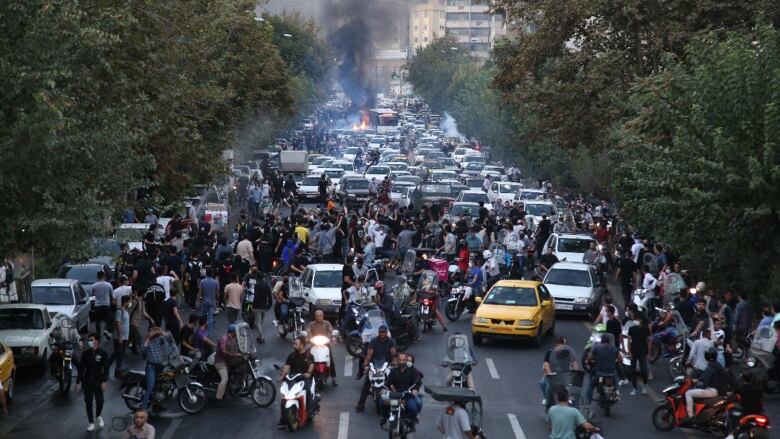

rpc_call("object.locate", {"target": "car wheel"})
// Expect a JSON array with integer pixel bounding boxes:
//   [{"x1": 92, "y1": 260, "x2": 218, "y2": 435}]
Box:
[
  {"x1": 472, "y1": 333, "x2": 483, "y2": 346},
  {"x1": 5, "y1": 372, "x2": 14, "y2": 403},
  {"x1": 548, "y1": 318, "x2": 556, "y2": 337},
  {"x1": 532, "y1": 324, "x2": 543, "y2": 347}
]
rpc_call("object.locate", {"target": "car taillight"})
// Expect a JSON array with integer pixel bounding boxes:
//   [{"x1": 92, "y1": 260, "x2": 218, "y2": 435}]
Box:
[{"x1": 753, "y1": 415, "x2": 769, "y2": 427}]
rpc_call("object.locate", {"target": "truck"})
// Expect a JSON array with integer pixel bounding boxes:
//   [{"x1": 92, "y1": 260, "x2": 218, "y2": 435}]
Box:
[{"x1": 279, "y1": 150, "x2": 308, "y2": 173}]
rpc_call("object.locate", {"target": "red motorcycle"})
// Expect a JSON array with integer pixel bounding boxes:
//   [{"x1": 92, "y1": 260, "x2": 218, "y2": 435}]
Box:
[
  {"x1": 726, "y1": 410, "x2": 770, "y2": 439},
  {"x1": 651, "y1": 376, "x2": 735, "y2": 434}
]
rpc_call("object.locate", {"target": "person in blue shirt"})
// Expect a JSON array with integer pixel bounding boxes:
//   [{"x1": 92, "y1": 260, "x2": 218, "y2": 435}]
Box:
[{"x1": 467, "y1": 259, "x2": 484, "y2": 297}]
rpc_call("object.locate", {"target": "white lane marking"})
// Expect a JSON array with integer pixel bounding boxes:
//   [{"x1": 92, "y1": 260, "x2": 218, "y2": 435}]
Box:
[
  {"x1": 344, "y1": 357, "x2": 353, "y2": 377},
  {"x1": 485, "y1": 358, "x2": 500, "y2": 379},
  {"x1": 507, "y1": 413, "x2": 527, "y2": 439},
  {"x1": 337, "y1": 412, "x2": 350, "y2": 439},
  {"x1": 161, "y1": 418, "x2": 182, "y2": 439}
]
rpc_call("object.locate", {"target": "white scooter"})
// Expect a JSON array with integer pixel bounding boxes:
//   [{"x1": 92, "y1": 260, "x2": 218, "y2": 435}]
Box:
[
  {"x1": 279, "y1": 373, "x2": 319, "y2": 432},
  {"x1": 310, "y1": 330, "x2": 338, "y2": 391}
]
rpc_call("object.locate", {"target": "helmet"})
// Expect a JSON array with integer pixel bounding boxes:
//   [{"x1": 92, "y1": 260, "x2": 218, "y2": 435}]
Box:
[
  {"x1": 227, "y1": 324, "x2": 237, "y2": 334},
  {"x1": 704, "y1": 346, "x2": 718, "y2": 362},
  {"x1": 374, "y1": 281, "x2": 384, "y2": 290},
  {"x1": 482, "y1": 250, "x2": 492, "y2": 259}
]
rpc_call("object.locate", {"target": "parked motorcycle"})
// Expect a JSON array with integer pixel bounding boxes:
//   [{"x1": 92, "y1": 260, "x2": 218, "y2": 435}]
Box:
[
  {"x1": 444, "y1": 283, "x2": 476, "y2": 322},
  {"x1": 279, "y1": 373, "x2": 319, "y2": 432},
  {"x1": 651, "y1": 376, "x2": 734, "y2": 434},
  {"x1": 49, "y1": 317, "x2": 79, "y2": 394},
  {"x1": 277, "y1": 296, "x2": 308, "y2": 339}
]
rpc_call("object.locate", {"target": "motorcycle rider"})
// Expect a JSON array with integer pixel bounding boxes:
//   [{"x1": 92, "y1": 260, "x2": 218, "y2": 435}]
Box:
[
  {"x1": 306, "y1": 310, "x2": 337, "y2": 387},
  {"x1": 541, "y1": 336, "x2": 579, "y2": 405},
  {"x1": 537, "y1": 247, "x2": 559, "y2": 277},
  {"x1": 272, "y1": 275, "x2": 290, "y2": 324},
  {"x1": 383, "y1": 352, "x2": 422, "y2": 431},
  {"x1": 585, "y1": 333, "x2": 621, "y2": 406},
  {"x1": 684, "y1": 346, "x2": 726, "y2": 420},
  {"x1": 355, "y1": 325, "x2": 397, "y2": 411},
  {"x1": 277, "y1": 336, "x2": 315, "y2": 427},
  {"x1": 215, "y1": 324, "x2": 242, "y2": 405}
]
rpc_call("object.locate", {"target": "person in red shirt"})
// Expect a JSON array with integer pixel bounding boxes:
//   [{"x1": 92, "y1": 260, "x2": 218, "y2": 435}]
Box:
[{"x1": 595, "y1": 225, "x2": 611, "y2": 243}]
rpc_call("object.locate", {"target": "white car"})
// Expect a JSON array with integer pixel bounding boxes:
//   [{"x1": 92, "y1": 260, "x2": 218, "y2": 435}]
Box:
[
  {"x1": 444, "y1": 201, "x2": 480, "y2": 222},
  {"x1": 299, "y1": 175, "x2": 325, "y2": 200},
  {"x1": 523, "y1": 200, "x2": 559, "y2": 229},
  {"x1": 331, "y1": 160, "x2": 357, "y2": 176},
  {"x1": 440, "y1": 158, "x2": 459, "y2": 171},
  {"x1": 515, "y1": 188, "x2": 545, "y2": 201},
  {"x1": 488, "y1": 181, "x2": 525, "y2": 205},
  {"x1": 364, "y1": 165, "x2": 391, "y2": 182},
  {"x1": 321, "y1": 168, "x2": 345, "y2": 189},
  {"x1": 543, "y1": 233, "x2": 597, "y2": 263},
  {"x1": 390, "y1": 183, "x2": 415, "y2": 209},
  {"x1": 429, "y1": 170, "x2": 460, "y2": 184},
  {"x1": 543, "y1": 262, "x2": 604, "y2": 318},
  {"x1": 341, "y1": 147, "x2": 361, "y2": 162},
  {"x1": 0, "y1": 304, "x2": 57, "y2": 368},
  {"x1": 455, "y1": 190, "x2": 493, "y2": 211},
  {"x1": 290, "y1": 264, "x2": 344, "y2": 319}
]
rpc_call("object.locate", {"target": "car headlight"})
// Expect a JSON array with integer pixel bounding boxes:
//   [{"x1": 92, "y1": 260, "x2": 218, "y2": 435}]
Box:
[
  {"x1": 21, "y1": 346, "x2": 39, "y2": 355},
  {"x1": 574, "y1": 297, "x2": 592, "y2": 304},
  {"x1": 746, "y1": 357, "x2": 756, "y2": 368},
  {"x1": 315, "y1": 299, "x2": 332, "y2": 306},
  {"x1": 474, "y1": 317, "x2": 489, "y2": 325},
  {"x1": 517, "y1": 320, "x2": 535, "y2": 327}
]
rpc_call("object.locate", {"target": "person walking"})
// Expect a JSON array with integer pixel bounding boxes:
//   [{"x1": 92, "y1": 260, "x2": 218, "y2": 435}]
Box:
[
  {"x1": 627, "y1": 313, "x2": 651, "y2": 395},
  {"x1": 199, "y1": 269, "x2": 219, "y2": 334},
  {"x1": 224, "y1": 272, "x2": 244, "y2": 324},
  {"x1": 91, "y1": 271, "x2": 114, "y2": 339},
  {"x1": 251, "y1": 273, "x2": 272, "y2": 344},
  {"x1": 111, "y1": 295, "x2": 131, "y2": 378},
  {"x1": 76, "y1": 333, "x2": 109, "y2": 432},
  {"x1": 164, "y1": 290, "x2": 184, "y2": 344}
]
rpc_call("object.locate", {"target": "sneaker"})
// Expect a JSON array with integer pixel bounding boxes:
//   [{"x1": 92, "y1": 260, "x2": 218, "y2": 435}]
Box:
[
  {"x1": 96, "y1": 416, "x2": 104, "y2": 429},
  {"x1": 618, "y1": 379, "x2": 629, "y2": 386},
  {"x1": 541, "y1": 399, "x2": 547, "y2": 405},
  {"x1": 86, "y1": 424, "x2": 96, "y2": 432},
  {"x1": 630, "y1": 389, "x2": 637, "y2": 396},
  {"x1": 272, "y1": 320, "x2": 279, "y2": 328},
  {"x1": 641, "y1": 386, "x2": 648, "y2": 395}
]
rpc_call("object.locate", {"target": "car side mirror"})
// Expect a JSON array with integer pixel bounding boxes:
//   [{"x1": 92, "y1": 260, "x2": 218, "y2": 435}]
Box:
[{"x1": 475, "y1": 296, "x2": 482, "y2": 304}]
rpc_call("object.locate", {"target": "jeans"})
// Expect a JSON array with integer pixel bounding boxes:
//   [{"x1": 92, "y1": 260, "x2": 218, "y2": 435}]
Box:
[
  {"x1": 142, "y1": 363, "x2": 159, "y2": 409},
  {"x1": 685, "y1": 387, "x2": 717, "y2": 417},
  {"x1": 586, "y1": 373, "x2": 615, "y2": 404},
  {"x1": 279, "y1": 303, "x2": 289, "y2": 321},
  {"x1": 201, "y1": 302, "x2": 215, "y2": 335},
  {"x1": 539, "y1": 376, "x2": 549, "y2": 400},
  {"x1": 383, "y1": 395, "x2": 421, "y2": 419},
  {"x1": 84, "y1": 384, "x2": 104, "y2": 423}
]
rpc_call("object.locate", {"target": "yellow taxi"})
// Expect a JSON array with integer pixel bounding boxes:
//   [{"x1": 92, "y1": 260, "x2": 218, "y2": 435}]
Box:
[
  {"x1": 471, "y1": 280, "x2": 555, "y2": 347},
  {"x1": 0, "y1": 340, "x2": 15, "y2": 403}
]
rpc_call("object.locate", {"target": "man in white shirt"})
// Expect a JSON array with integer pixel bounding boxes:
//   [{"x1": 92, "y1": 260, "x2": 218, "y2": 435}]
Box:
[
  {"x1": 112, "y1": 275, "x2": 133, "y2": 306},
  {"x1": 688, "y1": 329, "x2": 714, "y2": 372},
  {"x1": 631, "y1": 239, "x2": 645, "y2": 264},
  {"x1": 373, "y1": 226, "x2": 387, "y2": 257},
  {"x1": 236, "y1": 236, "x2": 255, "y2": 266},
  {"x1": 343, "y1": 276, "x2": 368, "y2": 304},
  {"x1": 156, "y1": 271, "x2": 177, "y2": 300}
]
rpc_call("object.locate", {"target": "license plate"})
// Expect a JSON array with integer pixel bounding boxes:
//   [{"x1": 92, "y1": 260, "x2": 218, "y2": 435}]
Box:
[
  {"x1": 556, "y1": 304, "x2": 574, "y2": 310},
  {"x1": 490, "y1": 326, "x2": 513, "y2": 333}
]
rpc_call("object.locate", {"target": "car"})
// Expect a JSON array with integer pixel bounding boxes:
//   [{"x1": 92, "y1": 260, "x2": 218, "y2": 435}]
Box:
[
  {"x1": 364, "y1": 165, "x2": 391, "y2": 182},
  {"x1": 0, "y1": 304, "x2": 57, "y2": 370},
  {"x1": 30, "y1": 279, "x2": 91, "y2": 333},
  {"x1": 0, "y1": 340, "x2": 15, "y2": 403},
  {"x1": 523, "y1": 200, "x2": 558, "y2": 226},
  {"x1": 341, "y1": 147, "x2": 361, "y2": 162},
  {"x1": 443, "y1": 202, "x2": 480, "y2": 222},
  {"x1": 56, "y1": 263, "x2": 112, "y2": 295},
  {"x1": 455, "y1": 190, "x2": 493, "y2": 211},
  {"x1": 395, "y1": 175, "x2": 422, "y2": 187},
  {"x1": 389, "y1": 170, "x2": 412, "y2": 180},
  {"x1": 440, "y1": 158, "x2": 459, "y2": 171},
  {"x1": 299, "y1": 175, "x2": 325, "y2": 200},
  {"x1": 429, "y1": 170, "x2": 460, "y2": 184},
  {"x1": 390, "y1": 184, "x2": 415, "y2": 209},
  {"x1": 471, "y1": 280, "x2": 555, "y2": 347},
  {"x1": 543, "y1": 233, "x2": 597, "y2": 263},
  {"x1": 461, "y1": 162, "x2": 485, "y2": 177},
  {"x1": 488, "y1": 181, "x2": 525, "y2": 205},
  {"x1": 515, "y1": 188, "x2": 546, "y2": 201},
  {"x1": 453, "y1": 147, "x2": 475, "y2": 163},
  {"x1": 413, "y1": 183, "x2": 454, "y2": 210},
  {"x1": 543, "y1": 262, "x2": 604, "y2": 318},
  {"x1": 421, "y1": 160, "x2": 444, "y2": 171},
  {"x1": 331, "y1": 160, "x2": 357, "y2": 176},
  {"x1": 449, "y1": 183, "x2": 470, "y2": 199},
  {"x1": 338, "y1": 177, "x2": 372, "y2": 207},
  {"x1": 463, "y1": 177, "x2": 484, "y2": 191},
  {"x1": 385, "y1": 162, "x2": 409, "y2": 172},
  {"x1": 321, "y1": 168, "x2": 345, "y2": 188},
  {"x1": 290, "y1": 264, "x2": 345, "y2": 319}
]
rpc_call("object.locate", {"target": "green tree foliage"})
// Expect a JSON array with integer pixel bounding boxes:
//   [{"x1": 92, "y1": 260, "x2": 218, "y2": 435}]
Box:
[
  {"x1": 406, "y1": 35, "x2": 469, "y2": 114},
  {"x1": 613, "y1": 25, "x2": 780, "y2": 298},
  {"x1": 0, "y1": 0, "x2": 315, "y2": 260}
]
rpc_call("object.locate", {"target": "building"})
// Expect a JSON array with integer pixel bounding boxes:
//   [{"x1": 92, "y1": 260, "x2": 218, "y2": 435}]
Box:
[
  {"x1": 410, "y1": 0, "x2": 446, "y2": 52},
  {"x1": 444, "y1": 0, "x2": 506, "y2": 59},
  {"x1": 370, "y1": 48, "x2": 411, "y2": 96}
]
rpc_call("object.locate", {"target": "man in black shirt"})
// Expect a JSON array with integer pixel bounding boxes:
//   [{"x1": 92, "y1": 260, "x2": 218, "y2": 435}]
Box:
[
  {"x1": 144, "y1": 282, "x2": 166, "y2": 329},
  {"x1": 690, "y1": 299, "x2": 712, "y2": 338},
  {"x1": 538, "y1": 247, "x2": 559, "y2": 273},
  {"x1": 735, "y1": 371, "x2": 763, "y2": 415},
  {"x1": 250, "y1": 271, "x2": 273, "y2": 344},
  {"x1": 339, "y1": 255, "x2": 356, "y2": 329},
  {"x1": 76, "y1": 333, "x2": 109, "y2": 431},
  {"x1": 627, "y1": 314, "x2": 651, "y2": 395},
  {"x1": 615, "y1": 251, "x2": 636, "y2": 305},
  {"x1": 277, "y1": 336, "x2": 315, "y2": 426},
  {"x1": 180, "y1": 314, "x2": 199, "y2": 357},
  {"x1": 356, "y1": 326, "x2": 397, "y2": 411},
  {"x1": 384, "y1": 352, "x2": 422, "y2": 430}
]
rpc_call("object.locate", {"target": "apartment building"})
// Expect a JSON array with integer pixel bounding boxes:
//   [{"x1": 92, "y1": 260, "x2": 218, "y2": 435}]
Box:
[
  {"x1": 444, "y1": 0, "x2": 505, "y2": 59},
  {"x1": 410, "y1": 0, "x2": 446, "y2": 52}
]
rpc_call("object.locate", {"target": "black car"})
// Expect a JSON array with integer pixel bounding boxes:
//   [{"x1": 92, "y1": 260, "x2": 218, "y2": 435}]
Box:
[{"x1": 338, "y1": 177, "x2": 372, "y2": 207}]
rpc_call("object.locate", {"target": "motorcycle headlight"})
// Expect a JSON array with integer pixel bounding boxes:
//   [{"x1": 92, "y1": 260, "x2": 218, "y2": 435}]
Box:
[
  {"x1": 474, "y1": 317, "x2": 489, "y2": 325},
  {"x1": 517, "y1": 320, "x2": 535, "y2": 327},
  {"x1": 310, "y1": 335, "x2": 329, "y2": 346},
  {"x1": 574, "y1": 297, "x2": 592, "y2": 304},
  {"x1": 746, "y1": 357, "x2": 756, "y2": 368}
]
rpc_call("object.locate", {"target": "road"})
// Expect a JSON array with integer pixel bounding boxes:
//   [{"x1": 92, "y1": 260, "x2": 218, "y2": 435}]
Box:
[{"x1": 2, "y1": 203, "x2": 778, "y2": 439}]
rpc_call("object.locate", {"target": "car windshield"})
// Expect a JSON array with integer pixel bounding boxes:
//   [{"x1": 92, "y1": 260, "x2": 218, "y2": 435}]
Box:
[
  {"x1": 58, "y1": 266, "x2": 101, "y2": 284},
  {"x1": 525, "y1": 204, "x2": 556, "y2": 216},
  {"x1": 498, "y1": 183, "x2": 522, "y2": 193},
  {"x1": 465, "y1": 163, "x2": 483, "y2": 170},
  {"x1": 344, "y1": 179, "x2": 369, "y2": 190},
  {"x1": 115, "y1": 227, "x2": 146, "y2": 242},
  {"x1": 420, "y1": 184, "x2": 451, "y2": 195},
  {"x1": 483, "y1": 287, "x2": 538, "y2": 306},
  {"x1": 366, "y1": 167, "x2": 389, "y2": 174},
  {"x1": 345, "y1": 148, "x2": 360, "y2": 154},
  {"x1": 0, "y1": 308, "x2": 45, "y2": 330},
  {"x1": 324, "y1": 170, "x2": 344, "y2": 178},
  {"x1": 465, "y1": 179, "x2": 482, "y2": 189},
  {"x1": 432, "y1": 173, "x2": 457, "y2": 182},
  {"x1": 32, "y1": 286, "x2": 75, "y2": 305},
  {"x1": 313, "y1": 270, "x2": 343, "y2": 288},
  {"x1": 545, "y1": 269, "x2": 591, "y2": 287},
  {"x1": 386, "y1": 163, "x2": 407, "y2": 171},
  {"x1": 461, "y1": 193, "x2": 488, "y2": 203},
  {"x1": 303, "y1": 177, "x2": 321, "y2": 186},
  {"x1": 518, "y1": 191, "x2": 544, "y2": 200},
  {"x1": 396, "y1": 176, "x2": 420, "y2": 185},
  {"x1": 312, "y1": 157, "x2": 329, "y2": 166},
  {"x1": 558, "y1": 238, "x2": 594, "y2": 253},
  {"x1": 450, "y1": 204, "x2": 477, "y2": 217}
]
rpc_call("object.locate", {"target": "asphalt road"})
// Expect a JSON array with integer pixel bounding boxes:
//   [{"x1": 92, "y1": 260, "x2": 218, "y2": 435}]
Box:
[{"x1": 2, "y1": 202, "x2": 778, "y2": 439}]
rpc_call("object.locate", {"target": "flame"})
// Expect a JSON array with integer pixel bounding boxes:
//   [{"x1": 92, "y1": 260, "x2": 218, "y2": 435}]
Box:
[{"x1": 351, "y1": 120, "x2": 367, "y2": 131}]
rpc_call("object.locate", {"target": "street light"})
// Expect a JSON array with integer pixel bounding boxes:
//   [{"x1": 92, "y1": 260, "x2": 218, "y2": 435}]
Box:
[
  {"x1": 254, "y1": 16, "x2": 265, "y2": 22},
  {"x1": 283, "y1": 33, "x2": 292, "y2": 38}
]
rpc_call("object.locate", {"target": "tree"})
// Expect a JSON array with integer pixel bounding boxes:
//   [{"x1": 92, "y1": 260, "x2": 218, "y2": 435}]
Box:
[
  {"x1": 613, "y1": 24, "x2": 780, "y2": 298},
  {"x1": 406, "y1": 35, "x2": 469, "y2": 114}
]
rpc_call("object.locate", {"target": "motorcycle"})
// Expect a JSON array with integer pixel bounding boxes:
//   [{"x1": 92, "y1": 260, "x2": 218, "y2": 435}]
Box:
[
  {"x1": 742, "y1": 325, "x2": 779, "y2": 393},
  {"x1": 595, "y1": 375, "x2": 619, "y2": 416},
  {"x1": 186, "y1": 352, "x2": 276, "y2": 407},
  {"x1": 368, "y1": 360, "x2": 391, "y2": 414},
  {"x1": 346, "y1": 306, "x2": 388, "y2": 358},
  {"x1": 279, "y1": 373, "x2": 319, "y2": 432},
  {"x1": 310, "y1": 331, "x2": 338, "y2": 391},
  {"x1": 725, "y1": 409, "x2": 771, "y2": 439},
  {"x1": 382, "y1": 387, "x2": 417, "y2": 438},
  {"x1": 442, "y1": 332, "x2": 476, "y2": 389},
  {"x1": 120, "y1": 360, "x2": 207, "y2": 415},
  {"x1": 277, "y1": 296, "x2": 308, "y2": 339},
  {"x1": 416, "y1": 270, "x2": 439, "y2": 333},
  {"x1": 651, "y1": 376, "x2": 734, "y2": 434},
  {"x1": 581, "y1": 323, "x2": 607, "y2": 374},
  {"x1": 444, "y1": 283, "x2": 476, "y2": 322},
  {"x1": 48, "y1": 317, "x2": 79, "y2": 394}
]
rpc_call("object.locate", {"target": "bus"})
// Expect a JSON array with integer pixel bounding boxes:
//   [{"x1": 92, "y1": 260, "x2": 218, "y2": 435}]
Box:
[{"x1": 369, "y1": 108, "x2": 399, "y2": 134}]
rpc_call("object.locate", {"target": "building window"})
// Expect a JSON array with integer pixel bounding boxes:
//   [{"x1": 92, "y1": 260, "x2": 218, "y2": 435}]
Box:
[
  {"x1": 414, "y1": 25, "x2": 418, "y2": 30},
  {"x1": 424, "y1": 25, "x2": 428, "y2": 30},
  {"x1": 424, "y1": 11, "x2": 428, "y2": 18}
]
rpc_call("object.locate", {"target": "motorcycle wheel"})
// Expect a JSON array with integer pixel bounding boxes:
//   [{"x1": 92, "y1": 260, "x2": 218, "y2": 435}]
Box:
[
  {"x1": 250, "y1": 377, "x2": 276, "y2": 407},
  {"x1": 667, "y1": 356, "x2": 685, "y2": 379},
  {"x1": 346, "y1": 335, "x2": 363, "y2": 358},
  {"x1": 286, "y1": 406, "x2": 300, "y2": 432},
  {"x1": 123, "y1": 384, "x2": 145, "y2": 412},
  {"x1": 648, "y1": 341, "x2": 661, "y2": 364},
  {"x1": 581, "y1": 350, "x2": 594, "y2": 374},
  {"x1": 444, "y1": 301, "x2": 463, "y2": 322},
  {"x1": 58, "y1": 366, "x2": 72, "y2": 394},
  {"x1": 178, "y1": 385, "x2": 207, "y2": 414},
  {"x1": 651, "y1": 404, "x2": 676, "y2": 432}
]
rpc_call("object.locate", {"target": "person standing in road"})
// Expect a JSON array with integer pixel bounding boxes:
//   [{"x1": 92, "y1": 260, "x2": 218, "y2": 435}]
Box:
[
  {"x1": 224, "y1": 272, "x2": 244, "y2": 324},
  {"x1": 627, "y1": 313, "x2": 651, "y2": 395},
  {"x1": 163, "y1": 289, "x2": 183, "y2": 344},
  {"x1": 547, "y1": 388, "x2": 600, "y2": 439},
  {"x1": 76, "y1": 333, "x2": 109, "y2": 432},
  {"x1": 91, "y1": 271, "x2": 114, "y2": 339},
  {"x1": 199, "y1": 269, "x2": 219, "y2": 334},
  {"x1": 111, "y1": 295, "x2": 131, "y2": 377},
  {"x1": 734, "y1": 291, "x2": 753, "y2": 340},
  {"x1": 614, "y1": 251, "x2": 636, "y2": 305},
  {"x1": 140, "y1": 327, "x2": 165, "y2": 410},
  {"x1": 244, "y1": 268, "x2": 271, "y2": 344}
]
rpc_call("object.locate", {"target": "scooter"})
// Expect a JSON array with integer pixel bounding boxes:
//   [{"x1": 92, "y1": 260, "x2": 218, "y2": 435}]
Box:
[
  {"x1": 310, "y1": 332, "x2": 338, "y2": 391},
  {"x1": 725, "y1": 409, "x2": 771, "y2": 439},
  {"x1": 279, "y1": 373, "x2": 319, "y2": 432},
  {"x1": 742, "y1": 325, "x2": 779, "y2": 393},
  {"x1": 651, "y1": 376, "x2": 734, "y2": 434}
]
